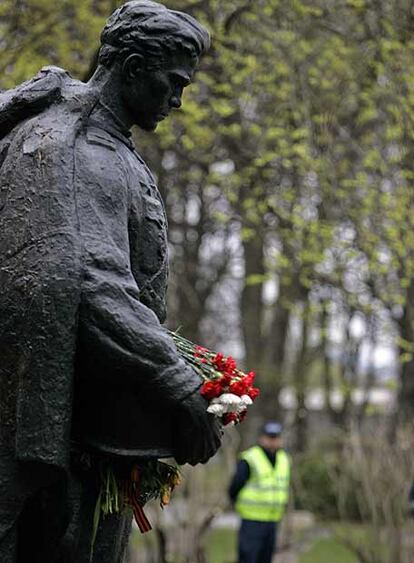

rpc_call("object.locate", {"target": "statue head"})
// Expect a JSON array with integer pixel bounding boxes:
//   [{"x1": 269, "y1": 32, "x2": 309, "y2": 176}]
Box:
[{"x1": 97, "y1": 1, "x2": 210, "y2": 131}]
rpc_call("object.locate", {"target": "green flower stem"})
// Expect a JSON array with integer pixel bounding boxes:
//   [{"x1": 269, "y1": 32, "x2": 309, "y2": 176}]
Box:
[{"x1": 169, "y1": 331, "x2": 246, "y2": 383}]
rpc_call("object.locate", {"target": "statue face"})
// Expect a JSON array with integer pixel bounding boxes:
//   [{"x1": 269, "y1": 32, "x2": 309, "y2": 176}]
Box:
[{"x1": 121, "y1": 50, "x2": 198, "y2": 131}]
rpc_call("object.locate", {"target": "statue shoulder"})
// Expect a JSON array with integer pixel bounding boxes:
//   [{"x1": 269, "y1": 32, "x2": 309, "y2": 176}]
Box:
[
  {"x1": 0, "y1": 66, "x2": 75, "y2": 140},
  {"x1": 0, "y1": 66, "x2": 95, "y2": 168}
]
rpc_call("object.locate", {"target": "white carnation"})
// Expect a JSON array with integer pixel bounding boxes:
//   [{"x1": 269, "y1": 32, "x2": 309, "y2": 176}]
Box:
[
  {"x1": 240, "y1": 395, "x2": 253, "y2": 406},
  {"x1": 210, "y1": 397, "x2": 222, "y2": 405},
  {"x1": 207, "y1": 403, "x2": 226, "y2": 416},
  {"x1": 218, "y1": 393, "x2": 242, "y2": 406},
  {"x1": 218, "y1": 394, "x2": 242, "y2": 413}
]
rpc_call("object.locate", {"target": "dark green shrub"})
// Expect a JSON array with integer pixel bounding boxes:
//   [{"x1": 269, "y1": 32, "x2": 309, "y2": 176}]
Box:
[{"x1": 292, "y1": 452, "x2": 361, "y2": 521}]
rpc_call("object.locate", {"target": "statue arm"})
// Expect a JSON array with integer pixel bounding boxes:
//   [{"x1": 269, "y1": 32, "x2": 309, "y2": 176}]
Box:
[
  {"x1": 78, "y1": 270, "x2": 222, "y2": 464},
  {"x1": 78, "y1": 259, "x2": 201, "y2": 406}
]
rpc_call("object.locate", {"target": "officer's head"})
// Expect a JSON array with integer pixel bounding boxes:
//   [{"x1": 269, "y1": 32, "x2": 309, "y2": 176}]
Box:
[
  {"x1": 98, "y1": 1, "x2": 210, "y2": 131},
  {"x1": 258, "y1": 421, "x2": 283, "y2": 453}
]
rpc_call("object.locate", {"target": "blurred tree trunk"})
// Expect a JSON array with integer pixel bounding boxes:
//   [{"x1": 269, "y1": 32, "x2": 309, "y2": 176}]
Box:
[
  {"x1": 396, "y1": 283, "x2": 414, "y2": 422},
  {"x1": 240, "y1": 234, "x2": 265, "y2": 368},
  {"x1": 292, "y1": 300, "x2": 310, "y2": 452},
  {"x1": 260, "y1": 290, "x2": 290, "y2": 419}
]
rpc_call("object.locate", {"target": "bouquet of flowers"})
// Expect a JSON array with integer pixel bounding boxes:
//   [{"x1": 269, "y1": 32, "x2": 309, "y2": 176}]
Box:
[
  {"x1": 170, "y1": 332, "x2": 260, "y2": 425},
  {"x1": 92, "y1": 460, "x2": 180, "y2": 556},
  {"x1": 93, "y1": 334, "x2": 259, "y2": 547}
]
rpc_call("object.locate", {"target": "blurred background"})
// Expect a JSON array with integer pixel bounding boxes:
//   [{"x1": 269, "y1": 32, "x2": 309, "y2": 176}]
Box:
[{"x1": 2, "y1": 0, "x2": 414, "y2": 561}]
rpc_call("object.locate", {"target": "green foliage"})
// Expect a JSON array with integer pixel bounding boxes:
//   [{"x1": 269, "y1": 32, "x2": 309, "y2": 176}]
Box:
[
  {"x1": 0, "y1": 0, "x2": 117, "y2": 89},
  {"x1": 293, "y1": 452, "x2": 339, "y2": 520},
  {"x1": 293, "y1": 452, "x2": 361, "y2": 521}
]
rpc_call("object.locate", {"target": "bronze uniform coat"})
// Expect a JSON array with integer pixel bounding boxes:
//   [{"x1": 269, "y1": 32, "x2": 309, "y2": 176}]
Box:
[{"x1": 0, "y1": 68, "x2": 200, "y2": 473}]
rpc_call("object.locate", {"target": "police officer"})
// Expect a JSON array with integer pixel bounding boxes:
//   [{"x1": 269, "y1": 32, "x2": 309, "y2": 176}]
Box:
[{"x1": 229, "y1": 422, "x2": 290, "y2": 563}]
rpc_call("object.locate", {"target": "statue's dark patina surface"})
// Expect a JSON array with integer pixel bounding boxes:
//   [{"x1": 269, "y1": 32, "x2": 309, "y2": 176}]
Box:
[{"x1": 0, "y1": 2, "x2": 221, "y2": 561}]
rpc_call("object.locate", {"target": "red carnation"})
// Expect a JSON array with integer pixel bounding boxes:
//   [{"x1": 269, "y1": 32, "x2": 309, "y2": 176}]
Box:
[
  {"x1": 220, "y1": 373, "x2": 233, "y2": 388},
  {"x1": 223, "y1": 412, "x2": 238, "y2": 426},
  {"x1": 245, "y1": 371, "x2": 256, "y2": 385},
  {"x1": 238, "y1": 409, "x2": 248, "y2": 423},
  {"x1": 212, "y1": 353, "x2": 227, "y2": 371},
  {"x1": 224, "y1": 356, "x2": 237, "y2": 374},
  {"x1": 200, "y1": 381, "x2": 222, "y2": 400},
  {"x1": 247, "y1": 387, "x2": 260, "y2": 400},
  {"x1": 229, "y1": 379, "x2": 248, "y2": 396}
]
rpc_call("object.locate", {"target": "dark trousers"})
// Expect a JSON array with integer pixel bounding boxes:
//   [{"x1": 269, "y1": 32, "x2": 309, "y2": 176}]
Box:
[{"x1": 238, "y1": 519, "x2": 278, "y2": 563}]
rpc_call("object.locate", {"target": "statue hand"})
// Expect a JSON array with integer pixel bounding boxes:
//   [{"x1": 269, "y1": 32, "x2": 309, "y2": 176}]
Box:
[{"x1": 173, "y1": 388, "x2": 223, "y2": 466}]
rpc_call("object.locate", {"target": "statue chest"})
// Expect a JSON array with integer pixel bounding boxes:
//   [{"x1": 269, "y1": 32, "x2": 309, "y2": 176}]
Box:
[
  {"x1": 135, "y1": 189, "x2": 168, "y2": 276},
  {"x1": 127, "y1": 153, "x2": 169, "y2": 321}
]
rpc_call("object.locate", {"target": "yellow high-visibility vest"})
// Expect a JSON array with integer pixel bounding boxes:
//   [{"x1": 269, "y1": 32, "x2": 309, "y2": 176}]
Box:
[{"x1": 235, "y1": 446, "x2": 290, "y2": 522}]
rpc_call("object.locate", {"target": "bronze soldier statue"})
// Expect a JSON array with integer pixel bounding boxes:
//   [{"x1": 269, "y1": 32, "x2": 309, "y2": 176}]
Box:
[{"x1": 0, "y1": 2, "x2": 221, "y2": 561}]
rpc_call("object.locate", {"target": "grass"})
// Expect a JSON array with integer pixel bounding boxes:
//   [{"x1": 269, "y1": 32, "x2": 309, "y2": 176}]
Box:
[
  {"x1": 205, "y1": 528, "x2": 237, "y2": 563},
  {"x1": 130, "y1": 527, "x2": 238, "y2": 563},
  {"x1": 204, "y1": 530, "x2": 359, "y2": 563},
  {"x1": 299, "y1": 538, "x2": 359, "y2": 563},
  {"x1": 131, "y1": 523, "x2": 363, "y2": 563}
]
